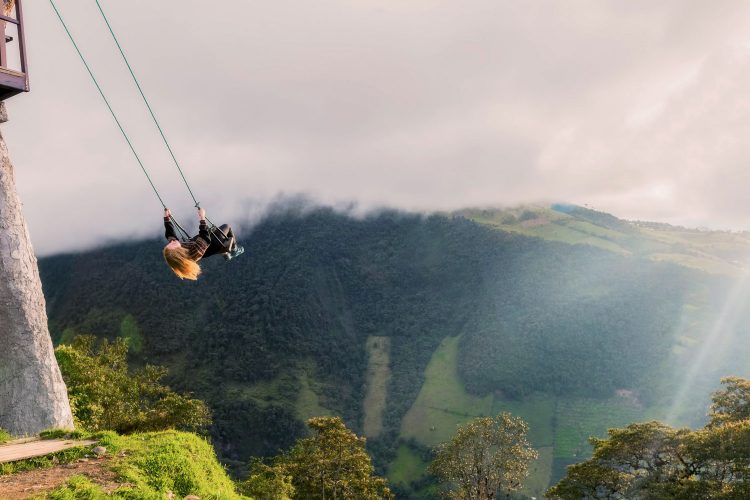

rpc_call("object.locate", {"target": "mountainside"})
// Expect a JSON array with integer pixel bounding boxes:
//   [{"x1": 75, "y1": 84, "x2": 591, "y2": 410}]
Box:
[{"x1": 38, "y1": 205, "x2": 750, "y2": 498}]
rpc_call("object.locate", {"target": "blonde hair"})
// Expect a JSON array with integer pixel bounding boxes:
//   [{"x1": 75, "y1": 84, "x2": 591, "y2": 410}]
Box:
[{"x1": 163, "y1": 245, "x2": 201, "y2": 280}]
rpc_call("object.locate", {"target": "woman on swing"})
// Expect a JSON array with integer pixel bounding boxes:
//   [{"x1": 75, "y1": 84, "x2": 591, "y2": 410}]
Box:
[{"x1": 163, "y1": 207, "x2": 244, "y2": 280}]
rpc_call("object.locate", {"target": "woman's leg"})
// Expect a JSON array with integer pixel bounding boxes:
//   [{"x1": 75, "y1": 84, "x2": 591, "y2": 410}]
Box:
[
  {"x1": 218, "y1": 224, "x2": 236, "y2": 251},
  {"x1": 219, "y1": 224, "x2": 244, "y2": 260},
  {"x1": 203, "y1": 225, "x2": 235, "y2": 258}
]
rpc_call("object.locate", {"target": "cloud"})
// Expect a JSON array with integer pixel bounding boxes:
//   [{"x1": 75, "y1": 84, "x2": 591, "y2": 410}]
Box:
[{"x1": 5, "y1": 0, "x2": 750, "y2": 254}]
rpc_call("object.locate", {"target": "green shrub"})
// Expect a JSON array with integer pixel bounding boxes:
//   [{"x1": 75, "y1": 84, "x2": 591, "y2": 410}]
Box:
[
  {"x1": 55, "y1": 335, "x2": 211, "y2": 434},
  {"x1": 49, "y1": 431, "x2": 248, "y2": 498},
  {"x1": 0, "y1": 428, "x2": 11, "y2": 444}
]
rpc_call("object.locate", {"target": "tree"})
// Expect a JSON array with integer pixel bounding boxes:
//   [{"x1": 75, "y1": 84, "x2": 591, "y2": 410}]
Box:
[
  {"x1": 55, "y1": 335, "x2": 210, "y2": 434},
  {"x1": 240, "y1": 458, "x2": 295, "y2": 500},
  {"x1": 546, "y1": 421, "x2": 691, "y2": 499},
  {"x1": 547, "y1": 378, "x2": 750, "y2": 499},
  {"x1": 247, "y1": 416, "x2": 392, "y2": 499},
  {"x1": 428, "y1": 413, "x2": 538, "y2": 499},
  {"x1": 0, "y1": 107, "x2": 74, "y2": 435},
  {"x1": 707, "y1": 376, "x2": 750, "y2": 426}
]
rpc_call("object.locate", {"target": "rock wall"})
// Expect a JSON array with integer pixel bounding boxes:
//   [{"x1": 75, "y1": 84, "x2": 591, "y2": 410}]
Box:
[{"x1": 0, "y1": 103, "x2": 73, "y2": 435}]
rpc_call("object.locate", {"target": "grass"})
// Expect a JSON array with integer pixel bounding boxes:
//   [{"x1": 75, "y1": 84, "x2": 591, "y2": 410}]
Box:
[
  {"x1": 397, "y1": 336, "x2": 559, "y2": 494},
  {"x1": 395, "y1": 333, "x2": 675, "y2": 494},
  {"x1": 398, "y1": 335, "x2": 554, "y2": 493},
  {"x1": 514, "y1": 222, "x2": 629, "y2": 255},
  {"x1": 48, "y1": 430, "x2": 248, "y2": 499},
  {"x1": 562, "y1": 219, "x2": 627, "y2": 241},
  {"x1": 362, "y1": 336, "x2": 391, "y2": 438},
  {"x1": 491, "y1": 393, "x2": 555, "y2": 448},
  {"x1": 48, "y1": 475, "x2": 108, "y2": 499},
  {"x1": 400, "y1": 336, "x2": 493, "y2": 446},
  {"x1": 553, "y1": 398, "x2": 659, "y2": 459},
  {"x1": 387, "y1": 444, "x2": 428, "y2": 486},
  {"x1": 462, "y1": 204, "x2": 750, "y2": 275},
  {"x1": 0, "y1": 428, "x2": 11, "y2": 444},
  {"x1": 40, "y1": 429, "x2": 88, "y2": 440},
  {"x1": 522, "y1": 446, "x2": 553, "y2": 499},
  {"x1": 463, "y1": 207, "x2": 630, "y2": 255},
  {"x1": 648, "y1": 252, "x2": 732, "y2": 274},
  {"x1": 296, "y1": 368, "x2": 330, "y2": 421},
  {"x1": 400, "y1": 336, "x2": 556, "y2": 447}
]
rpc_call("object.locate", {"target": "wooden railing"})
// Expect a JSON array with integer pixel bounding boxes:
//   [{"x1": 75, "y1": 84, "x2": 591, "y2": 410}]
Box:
[{"x1": 0, "y1": 0, "x2": 28, "y2": 99}]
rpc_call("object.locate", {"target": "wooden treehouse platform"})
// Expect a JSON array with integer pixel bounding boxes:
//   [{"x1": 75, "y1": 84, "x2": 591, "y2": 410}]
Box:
[
  {"x1": 0, "y1": 439, "x2": 96, "y2": 464},
  {"x1": 0, "y1": 0, "x2": 29, "y2": 101}
]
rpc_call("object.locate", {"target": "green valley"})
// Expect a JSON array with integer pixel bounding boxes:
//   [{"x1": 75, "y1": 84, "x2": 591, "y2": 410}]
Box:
[{"x1": 37, "y1": 205, "x2": 750, "y2": 498}]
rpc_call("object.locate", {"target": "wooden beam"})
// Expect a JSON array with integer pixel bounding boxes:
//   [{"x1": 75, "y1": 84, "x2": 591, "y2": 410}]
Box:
[
  {"x1": 0, "y1": 439, "x2": 97, "y2": 464},
  {"x1": 0, "y1": 15, "x2": 19, "y2": 25},
  {"x1": 14, "y1": 0, "x2": 26, "y2": 79}
]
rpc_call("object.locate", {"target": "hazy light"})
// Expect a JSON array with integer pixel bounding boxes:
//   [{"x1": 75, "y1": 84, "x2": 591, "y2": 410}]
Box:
[{"x1": 666, "y1": 269, "x2": 750, "y2": 424}]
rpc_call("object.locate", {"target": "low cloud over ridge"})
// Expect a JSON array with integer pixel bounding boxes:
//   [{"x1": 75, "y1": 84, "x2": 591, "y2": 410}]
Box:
[{"x1": 6, "y1": 0, "x2": 750, "y2": 254}]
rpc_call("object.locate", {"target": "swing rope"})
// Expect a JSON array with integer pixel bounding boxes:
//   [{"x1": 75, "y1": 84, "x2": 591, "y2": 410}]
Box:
[
  {"x1": 170, "y1": 216, "x2": 191, "y2": 242},
  {"x1": 48, "y1": 0, "x2": 191, "y2": 242},
  {"x1": 94, "y1": 0, "x2": 227, "y2": 239},
  {"x1": 48, "y1": 0, "x2": 165, "y2": 208},
  {"x1": 94, "y1": 0, "x2": 201, "y2": 210}
]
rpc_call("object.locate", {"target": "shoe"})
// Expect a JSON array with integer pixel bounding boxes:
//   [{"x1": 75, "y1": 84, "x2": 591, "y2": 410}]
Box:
[{"x1": 225, "y1": 245, "x2": 244, "y2": 261}]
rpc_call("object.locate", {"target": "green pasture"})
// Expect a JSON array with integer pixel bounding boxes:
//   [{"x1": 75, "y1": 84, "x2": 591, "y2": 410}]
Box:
[
  {"x1": 363, "y1": 336, "x2": 392, "y2": 437},
  {"x1": 296, "y1": 369, "x2": 331, "y2": 421},
  {"x1": 400, "y1": 336, "x2": 493, "y2": 446},
  {"x1": 388, "y1": 445, "x2": 428, "y2": 486},
  {"x1": 463, "y1": 205, "x2": 750, "y2": 275},
  {"x1": 393, "y1": 334, "x2": 664, "y2": 495}
]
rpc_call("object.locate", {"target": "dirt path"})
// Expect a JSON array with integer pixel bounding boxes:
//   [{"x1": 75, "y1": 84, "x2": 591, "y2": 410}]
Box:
[
  {"x1": 0, "y1": 456, "x2": 126, "y2": 499},
  {"x1": 0, "y1": 439, "x2": 97, "y2": 464}
]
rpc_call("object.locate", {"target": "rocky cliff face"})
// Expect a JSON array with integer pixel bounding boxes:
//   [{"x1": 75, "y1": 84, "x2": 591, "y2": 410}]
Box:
[{"x1": 0, "y1": 104, "x2": 73, "y2": 435}]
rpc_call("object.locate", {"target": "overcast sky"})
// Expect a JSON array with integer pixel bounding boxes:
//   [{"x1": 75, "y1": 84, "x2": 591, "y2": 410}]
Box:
[{"x1": 6, "y1": 0, "x2": 750, "y2": 254}]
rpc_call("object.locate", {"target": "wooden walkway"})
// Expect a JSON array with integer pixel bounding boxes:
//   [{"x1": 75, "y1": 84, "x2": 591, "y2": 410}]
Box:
[{"x1": 0, "y1": 439, "x2": 96, "y2": 464}]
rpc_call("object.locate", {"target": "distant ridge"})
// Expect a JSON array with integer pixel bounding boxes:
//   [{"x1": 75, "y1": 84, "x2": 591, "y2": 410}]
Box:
[{"x1": 459, "y1": 204, "x2": 750, "y2": 274}]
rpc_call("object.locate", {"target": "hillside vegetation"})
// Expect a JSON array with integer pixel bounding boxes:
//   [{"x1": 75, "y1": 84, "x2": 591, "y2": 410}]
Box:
[
  {"x1": 38, "y1": 205, "x2": 750, "y2": 497},
  {"x1": 0, "y1": 430, "x2": 246, "y2": 498},
  {"x1": 548, "y1": 377, "x2": 750, "y2": 499},
  {"x1": 461, "y1": 204, "x2": 750, "y2": 274}
]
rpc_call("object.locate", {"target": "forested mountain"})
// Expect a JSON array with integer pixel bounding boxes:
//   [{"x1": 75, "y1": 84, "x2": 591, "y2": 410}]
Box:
[{"x1": 38, "y1": 204, "x2": 750, "y2": 498}]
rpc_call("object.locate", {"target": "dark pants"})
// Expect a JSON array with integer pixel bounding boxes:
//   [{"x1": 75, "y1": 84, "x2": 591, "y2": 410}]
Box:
[{"x1": 203, "y1": 224, "x2": 235, "y2": 258}]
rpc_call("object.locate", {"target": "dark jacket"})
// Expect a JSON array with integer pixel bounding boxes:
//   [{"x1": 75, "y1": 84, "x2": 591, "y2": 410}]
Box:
[{"x1": 164, "y1": 217, "x2": 210, "y2": 261}]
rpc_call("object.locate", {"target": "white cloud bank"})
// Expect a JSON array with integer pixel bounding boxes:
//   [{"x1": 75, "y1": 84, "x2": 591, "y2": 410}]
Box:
[{"x1": 5, "y1": 0, "x2": 750, "y2": 254}]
